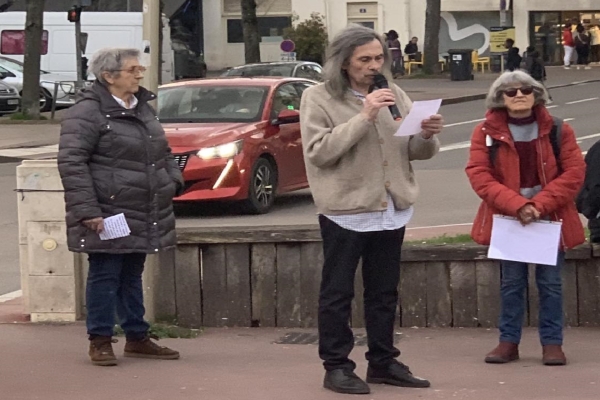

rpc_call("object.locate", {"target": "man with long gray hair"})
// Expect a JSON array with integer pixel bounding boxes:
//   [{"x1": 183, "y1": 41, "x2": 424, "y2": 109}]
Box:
[{"x1": 300, "y1": 24, "x2": 444, "y2": 395}]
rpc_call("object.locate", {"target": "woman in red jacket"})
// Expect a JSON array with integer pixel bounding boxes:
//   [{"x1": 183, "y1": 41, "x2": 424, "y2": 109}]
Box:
[{"x1": 465, "y1": 70, "x2": 585, "y2": 366}]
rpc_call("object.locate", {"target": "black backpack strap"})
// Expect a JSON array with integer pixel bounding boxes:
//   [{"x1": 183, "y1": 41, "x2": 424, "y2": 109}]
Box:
[
  {"x1": 488, "y1": 135, "x2": 500, "y2": 168},
  {"x1": 550, "y1": 116, "x2": 563, "y2": 172}
]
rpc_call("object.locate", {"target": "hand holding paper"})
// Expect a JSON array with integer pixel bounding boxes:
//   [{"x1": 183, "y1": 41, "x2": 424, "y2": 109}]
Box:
[
  {"x1": 99, "y1": 213, "x2": 131, "y2": 241},
  {"x1": 394, "y1": 99, "x2": 442, "y2": 137}
]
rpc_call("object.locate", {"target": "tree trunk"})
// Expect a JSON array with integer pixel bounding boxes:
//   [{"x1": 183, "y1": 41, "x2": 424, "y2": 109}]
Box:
[
  {"x1": 241, "y1": 0, "x2": 260, "y2": 63},
  {"x1": 422, "y1": 0, "x2": 441, "y2": 75},
  {"x1": 21, "y1": 0, "x2": 45, "y2": 118}
]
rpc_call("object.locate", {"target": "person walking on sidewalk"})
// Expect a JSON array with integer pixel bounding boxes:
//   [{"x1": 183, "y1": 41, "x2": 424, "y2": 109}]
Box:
[
  {"x1": 465, "y1": 71, "x2": 585, "y2": 367},
  {"x1": 300, "y1": 24, "x2": 443, "y2": 395},
  {"x1": 57, "y1": 48, "x2": 184, "y2": 366},
  {"x1": 562, "y1": 23, "x2": 575, "y2": 69},
  {"x1": 524, "y1": 46, "x2": 553, "y2": 103}
]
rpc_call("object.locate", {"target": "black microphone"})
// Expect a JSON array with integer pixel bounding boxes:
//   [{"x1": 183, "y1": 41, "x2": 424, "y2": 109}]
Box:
[{"x1": 372, "y1": 73, "x2": 402, "y2": 121}]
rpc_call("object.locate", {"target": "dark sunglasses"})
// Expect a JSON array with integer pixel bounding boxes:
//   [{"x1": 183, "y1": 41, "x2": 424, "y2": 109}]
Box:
[{"x1": 503, "y1": 86, "x2": 534, "y2": 97}]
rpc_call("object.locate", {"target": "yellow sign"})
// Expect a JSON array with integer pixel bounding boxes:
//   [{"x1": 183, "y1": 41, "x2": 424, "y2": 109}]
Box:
[{"x1": 489, "y1": 26, "x2": 516, "y2": 54}]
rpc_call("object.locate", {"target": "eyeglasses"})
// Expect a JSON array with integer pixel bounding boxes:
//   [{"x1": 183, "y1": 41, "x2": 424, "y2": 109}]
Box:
[
  {"x1": 114, "y1": 66, "x2": 147, "y2": 75},
  {"x1": 503, "y1": 86, "x2": 534, "y2": 97}
]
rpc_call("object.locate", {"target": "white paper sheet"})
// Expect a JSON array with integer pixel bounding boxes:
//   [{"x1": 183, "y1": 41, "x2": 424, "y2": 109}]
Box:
[
  {"x1": 394, "y1": 99, "x2": 442, "y2": 137},
  {"x1": 487, "y1": 215, "x2": 562, "y2": 266},
  {"x1": 99, "y1": 213, "x2": 131, "y2": 241}
]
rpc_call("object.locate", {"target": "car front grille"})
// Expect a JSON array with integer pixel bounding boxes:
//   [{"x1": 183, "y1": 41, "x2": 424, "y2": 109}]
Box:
[
  {"x1": 173, "y1": 154, "x2": 190, "y2": 171},
  {"x1": 0, "y1": 88, "x2": 15, "y2": 95}
]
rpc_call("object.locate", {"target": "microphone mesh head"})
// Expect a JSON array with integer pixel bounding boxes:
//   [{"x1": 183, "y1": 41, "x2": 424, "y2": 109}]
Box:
[{"x1": 373, "y1": 73, "x2": 389, "y2": 88}]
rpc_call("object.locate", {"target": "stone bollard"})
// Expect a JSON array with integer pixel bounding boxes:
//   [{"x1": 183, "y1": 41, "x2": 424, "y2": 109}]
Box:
[{"x1": 16, "y1": 160, "x2": 81, "y2": 322}]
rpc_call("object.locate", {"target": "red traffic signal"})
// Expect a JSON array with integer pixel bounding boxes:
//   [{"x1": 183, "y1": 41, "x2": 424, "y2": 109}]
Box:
[{"x1": 67, "y1": 7, "x2": 81, "y2": 23}]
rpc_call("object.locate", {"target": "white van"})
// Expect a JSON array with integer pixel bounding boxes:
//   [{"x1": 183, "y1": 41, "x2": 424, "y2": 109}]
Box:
[{"x1": 0, "y1": 11, "x2": 173, "y2": 80}]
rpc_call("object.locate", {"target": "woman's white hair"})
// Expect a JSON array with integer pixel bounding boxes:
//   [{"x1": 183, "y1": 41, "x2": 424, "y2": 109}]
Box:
[
  {"x1": 89, "y1": 48, "x2": 141, "y2": 84},
  {"x1": 485, "y1": 70, "x2": 549, "y2": 109}
]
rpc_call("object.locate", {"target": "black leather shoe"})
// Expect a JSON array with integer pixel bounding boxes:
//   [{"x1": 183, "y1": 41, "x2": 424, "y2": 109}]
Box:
[
  {"x1": 324, "y1": 369, "x2": 371, "y2": 394},
  {"x1": 366, "y1": 361, "x2": 431, "y2": 388}
]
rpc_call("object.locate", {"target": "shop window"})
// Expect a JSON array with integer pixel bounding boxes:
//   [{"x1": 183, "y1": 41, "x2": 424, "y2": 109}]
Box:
[{"x1": 227, "y1": 17, "x2": 292, "y2": 44}]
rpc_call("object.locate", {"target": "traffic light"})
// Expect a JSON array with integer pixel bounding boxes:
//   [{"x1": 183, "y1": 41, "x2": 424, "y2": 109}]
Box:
[{"x1": 67, "y1": 6, "x2": 81, "y2": 23}]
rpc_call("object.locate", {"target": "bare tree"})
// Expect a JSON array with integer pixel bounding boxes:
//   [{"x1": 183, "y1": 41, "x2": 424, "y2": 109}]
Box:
[
  {"x1": 241, "y1": 0, "x2": 260, "y2": 63},
  {"x1": 21, "y1": 0, "x2": 45, "y2": 118},
  {"x1": 422, "y1": 0, "x2": 441, "y2": 75}
]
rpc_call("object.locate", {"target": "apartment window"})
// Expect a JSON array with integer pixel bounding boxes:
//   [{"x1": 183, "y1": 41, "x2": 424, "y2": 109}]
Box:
[{"x1": 227, "y1": 16, "x2": 292, "y2": 43}]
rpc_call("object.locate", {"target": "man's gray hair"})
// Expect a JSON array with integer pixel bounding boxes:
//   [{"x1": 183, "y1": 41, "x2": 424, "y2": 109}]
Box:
[
  {"x1": 485, "y1": 70, "x2": 549, "y2": 109},
  {"x1": 89, "y1": 48, "x2": 141, "y2": 84},
  {"x1": 323, "y1": 24, "x2": 392, "y2": 99}
]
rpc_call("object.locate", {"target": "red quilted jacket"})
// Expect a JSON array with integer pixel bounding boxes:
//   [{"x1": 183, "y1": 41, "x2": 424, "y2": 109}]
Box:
[{"x1": 465, "y1": 105, "x2": 585, "y2": 249}]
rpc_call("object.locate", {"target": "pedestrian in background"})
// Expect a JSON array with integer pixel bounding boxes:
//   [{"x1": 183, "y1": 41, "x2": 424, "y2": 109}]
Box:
[
  {"x1": 524, "y1": 46, "x2": 553, "y2": 103},
  {"x1": 466, "y1": 70, "x2": 585, "y2": 366},
  {"x1": 404, "y1": 36, "x2": 419, "y2": 61},
  {"x1": 562, "y1": 22, "x2": 575, "y2": 69},
  {"x1": 504, "y1": 39, "x2": 522, "y2": 71},
  {"x1": 386, "y1": 29, "x2": 403, "y2": 78},
  {"x1": 57, "y1": 48, "x2": 183, "y2": 366},
  {"x1": 573, "y1": 24, "x2": 591, "y2": 69},
  {"x1": 590, "y1": 24, "x2": 600, "y2": 64},
  {"x1": 300, "y1": 24, "x2": 443, "y2": 395}
]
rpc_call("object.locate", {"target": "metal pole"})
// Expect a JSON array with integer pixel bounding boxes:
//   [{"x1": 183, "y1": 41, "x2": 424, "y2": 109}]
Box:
[
  {"x1": 127, "y1": 0, "x2": 131, "y2": 12},
  {"x1": 141, "y1": 0, "x2": 160, "y2": 101},
  {"x1": 75, "y1": 2, "x2": 83, "y2": 90}
]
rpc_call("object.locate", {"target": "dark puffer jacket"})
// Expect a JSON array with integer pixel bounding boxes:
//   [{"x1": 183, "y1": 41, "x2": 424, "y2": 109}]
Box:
[{"x1": 57, "y1": 82, "x2": 183, "y2": 254}]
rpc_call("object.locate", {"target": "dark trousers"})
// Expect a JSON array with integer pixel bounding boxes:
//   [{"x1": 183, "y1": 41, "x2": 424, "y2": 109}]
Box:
[
  {"x1": 86, "y1": 253, "x2": 150, "y2": 340},
  {"x1": 318, "y1": 215, "x2": 405, "y2": 371},
  {"x1": 576, "y1": 46, "x2": 590, "y2": 65}
]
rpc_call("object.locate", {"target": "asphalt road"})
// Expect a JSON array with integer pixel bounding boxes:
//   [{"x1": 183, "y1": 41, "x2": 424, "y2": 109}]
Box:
[
  {"x1": 176, "y1": 81, "x2": 600, "y2": 230},
  {"x1": 1, "y1": 81, "x2": 599, "y2": 295}
]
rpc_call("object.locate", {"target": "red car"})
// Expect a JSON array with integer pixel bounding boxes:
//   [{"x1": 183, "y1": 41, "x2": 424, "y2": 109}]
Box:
[{"x1": 158, "y1": 77, "x2": 316, "y2": 214}]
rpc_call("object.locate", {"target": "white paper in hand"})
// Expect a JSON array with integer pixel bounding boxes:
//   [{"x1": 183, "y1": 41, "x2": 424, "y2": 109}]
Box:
[
  {"x1": 99, "y1": 213, "x2": 131, "y2": 241},
  {"x1": 487, "y1": 215, "x2": 562, "y2": 266},
  {"x1": 394, "y1": 99, "x2": 442, "y2": 137}
]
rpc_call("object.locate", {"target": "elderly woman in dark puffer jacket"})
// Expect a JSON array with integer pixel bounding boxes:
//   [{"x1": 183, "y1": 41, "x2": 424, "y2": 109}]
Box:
[{"x1": 58, "y1": 48, "x2": 183, "y2": 366}]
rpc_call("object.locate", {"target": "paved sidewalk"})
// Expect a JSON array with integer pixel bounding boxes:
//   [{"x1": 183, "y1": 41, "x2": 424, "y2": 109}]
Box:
[{"x1": 0, "y1": 315, "x2": 599, "y2": 400}]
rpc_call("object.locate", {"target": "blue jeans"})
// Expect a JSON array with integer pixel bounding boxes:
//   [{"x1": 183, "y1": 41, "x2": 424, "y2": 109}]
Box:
[
  {"x1": 499, "y1": 253, "x2": 564, "y2": 346},
  {"x1": 86, "y1": 253, "x2": 150, "y2": 340}
]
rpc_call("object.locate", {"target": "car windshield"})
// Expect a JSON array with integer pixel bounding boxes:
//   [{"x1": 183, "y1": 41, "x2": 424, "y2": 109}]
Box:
[
  {"x1": 158, "y1": 85, "x2": 269, "y2": 123},
  {"x1": 0, "y1": 57, "x2": 49, "y2": 74},
  {"x1": 223, "y1": 64, "x2": 294, "y2": 78}
]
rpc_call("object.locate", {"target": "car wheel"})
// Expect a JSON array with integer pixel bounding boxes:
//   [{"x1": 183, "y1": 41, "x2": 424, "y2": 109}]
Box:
[
  {"x1": 39, "y1": 89, "x2": 53, "y2": 112},
  {"x1": 242, "y1": 158, "x2": 277, "y2": 214}
]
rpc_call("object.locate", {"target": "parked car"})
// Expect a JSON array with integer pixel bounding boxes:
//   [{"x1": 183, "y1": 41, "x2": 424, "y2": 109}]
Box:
[
  {"x1": 158, "y1": 77, "x2": 316, "y2": 213},
  {"x1": 221, "y1": 61, "x2": 323, "y2": 82},
  {"x1": 0, "y1": 56, "x2": 77, "y2": 112},
  {"x1": 0, "y1": 78, "x2": 20, "y2": 115}
]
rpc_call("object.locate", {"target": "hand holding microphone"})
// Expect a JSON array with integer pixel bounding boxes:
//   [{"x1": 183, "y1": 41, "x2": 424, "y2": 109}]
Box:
[
  {"x1": 370, "y1": 73, "x2": 403, "y2": 121},
  {"x1": 360, "y1": 88, "x2": 396, "y2": 122}
]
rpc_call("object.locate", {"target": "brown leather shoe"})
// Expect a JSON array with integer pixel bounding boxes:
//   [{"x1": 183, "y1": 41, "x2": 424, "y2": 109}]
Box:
[
  {"x1": 543, "y1": 345, "x2": 566, "y2": 366},
  {"x1": 124, "y1": 334, "x2": 180, "y2": 360},
  {"x1": 484, "y1": 342, "x2": 519, "y2": 364},
  {"x1": 89, "y1": 336, "x2": 118, "y2": 366}
]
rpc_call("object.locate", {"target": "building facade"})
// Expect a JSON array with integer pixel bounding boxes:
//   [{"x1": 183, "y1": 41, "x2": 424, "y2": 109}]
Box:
[{"x1": 205, "y1": 0, "x2": 600, "y2": 70}]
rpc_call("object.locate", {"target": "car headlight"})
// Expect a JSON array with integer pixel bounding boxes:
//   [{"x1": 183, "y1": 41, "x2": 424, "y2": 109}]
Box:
[{"x1": 197, "y1": 140, "x2": 243, "y2": 160}]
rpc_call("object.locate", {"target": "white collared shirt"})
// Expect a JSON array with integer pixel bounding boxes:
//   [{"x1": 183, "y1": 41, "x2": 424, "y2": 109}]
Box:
[
  {"x1": 323, "y1": 89, "x2": 414, "y2": 232},
  {"x1": 112, "y1": 95, "x2": 138, "y2": 110}
]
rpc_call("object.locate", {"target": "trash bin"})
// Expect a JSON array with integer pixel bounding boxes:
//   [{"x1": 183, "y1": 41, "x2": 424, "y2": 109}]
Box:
[{"x1": 448, "y1": 49, "x2": 473, "y2": 81}]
